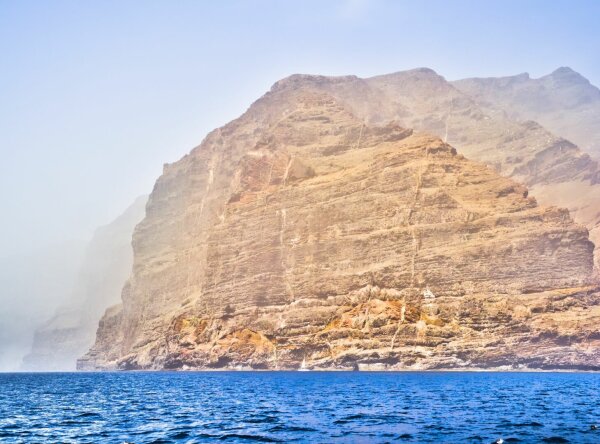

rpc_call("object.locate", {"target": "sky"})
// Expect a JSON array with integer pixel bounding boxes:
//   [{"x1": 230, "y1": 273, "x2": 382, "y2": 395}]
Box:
[{"x1": 0, "y1": 0, "x2": 599, "y2": 370}]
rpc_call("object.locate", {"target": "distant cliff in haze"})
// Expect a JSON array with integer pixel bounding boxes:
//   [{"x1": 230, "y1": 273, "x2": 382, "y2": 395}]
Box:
[
  {"x1": 453, "y1": 67, "x2": 600, "y2": 160},
  {"x1": 22, "y1": 196, "x2": 147, "y2": 371}
]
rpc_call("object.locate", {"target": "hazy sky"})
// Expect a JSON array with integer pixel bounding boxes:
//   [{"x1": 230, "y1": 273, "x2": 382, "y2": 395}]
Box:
[
  {"x1": 0, "y1": 0, "x2": 599, "y2": 369},
  {"x1": 1, "y1": 0, "x2": 599, "y2": 255}
]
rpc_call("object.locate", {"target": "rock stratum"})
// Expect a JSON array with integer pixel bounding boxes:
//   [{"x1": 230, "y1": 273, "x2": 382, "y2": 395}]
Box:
[
  {"x1": 23, "y1": 196, "x2": 146, "y2": 371},
  {"x1": 80, "y1": 74, "x2": 600, "y2": 371}
]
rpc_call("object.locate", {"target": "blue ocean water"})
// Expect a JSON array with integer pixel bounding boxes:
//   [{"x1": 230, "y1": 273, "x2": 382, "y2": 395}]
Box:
[{"x1": 0, "y1": 372, "x2": 598, "y2": 443}]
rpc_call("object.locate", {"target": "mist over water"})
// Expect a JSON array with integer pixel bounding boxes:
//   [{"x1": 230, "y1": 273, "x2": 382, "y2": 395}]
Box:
[{"x1": 0, "y1": 242, "x2": 85, "y2": 372}]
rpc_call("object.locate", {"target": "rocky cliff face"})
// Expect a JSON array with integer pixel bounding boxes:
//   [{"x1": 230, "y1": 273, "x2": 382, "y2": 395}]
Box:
[
  {"x1": 22, "y1": 196, "x2": 146, "y2": 371},
  {"x1": 452, "y1": 67, "x2": 600, "y2": 160},
  {"x1": 80, "y1": 86, "x2": 599, "y2": 371},
  {"x1": 269, "y1": 69, "x2": 600, "y2": 267}
]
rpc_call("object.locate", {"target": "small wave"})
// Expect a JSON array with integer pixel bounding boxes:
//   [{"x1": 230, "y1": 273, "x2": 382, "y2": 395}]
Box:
[
  {"x1": 542, "y1": 437, "x2": 569, "y2": 443},
  {"x1": 60, "y1": 420, "x2": 85, "y2": 426},
  {"x1": 169, "y1": 430, "x2": 191, "y2": 439},
  {"x1": 217, "y1": 433, "x2": 283, "y2": 442},
  {"x1": 499, "y1": 419, "x2": 544, "y2": 428},
  {"x1": 268, "y1": 425, "x2": 317, "y2": 433},
  {"x1": 424, "y1": 424, "x2": 448, "y2": 431},
  {"x1": 76, "y1": 412, "x2": 102, "y2": 418},
  {"x1": 333, "y1": 413, "x2": 369, "y2": 424},
  {"x1": 513, "y1": 422, "x2": 544, "y2": 427},
  {"x1": 245, "y1": 415, "x2": 278, "y2": 424},
  {"x1": 344, "y1": 413, "x2": 367, "y2": 420}
]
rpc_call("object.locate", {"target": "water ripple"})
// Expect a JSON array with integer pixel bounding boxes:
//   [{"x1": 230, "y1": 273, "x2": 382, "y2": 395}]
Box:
[{"x1": 0, "y1": 372, "x2": 598, "y2": 443}]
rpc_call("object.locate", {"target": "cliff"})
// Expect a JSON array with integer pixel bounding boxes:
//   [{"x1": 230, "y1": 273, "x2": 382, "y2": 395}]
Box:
[
  {"x1": 22, "y1": 196, "x2": 146, "y2": 371},
  {"x1": 80, "y1": 85, "x2": 599, "y2": 371}
]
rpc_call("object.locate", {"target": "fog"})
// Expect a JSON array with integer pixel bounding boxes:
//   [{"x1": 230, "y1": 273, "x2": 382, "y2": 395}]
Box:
[
  {"x1": 1, "y1": 0, "x2": 599, "y2": 371},
  {"x1": 0, "y1": 242, "x2": 84, "y2": 371}
]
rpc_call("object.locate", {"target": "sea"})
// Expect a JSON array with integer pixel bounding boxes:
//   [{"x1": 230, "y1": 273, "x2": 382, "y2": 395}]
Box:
[{"x1": 0, "y1": 371, "x2": 598, "y2": 443}]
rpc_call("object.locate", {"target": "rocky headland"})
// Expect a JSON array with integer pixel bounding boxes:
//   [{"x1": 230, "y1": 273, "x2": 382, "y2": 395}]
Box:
[{"x1": 79, "y1": 74, "x2": 600, "y2": 371}]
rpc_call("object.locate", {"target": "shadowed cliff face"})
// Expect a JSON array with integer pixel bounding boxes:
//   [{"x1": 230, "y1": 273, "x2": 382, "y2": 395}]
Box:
[
  {"x1": 22, "y1": 196, "x2": 147, "y2": 371},
  {"x1": 80, "y1": 87, "x2": 599, "y2": 371}
]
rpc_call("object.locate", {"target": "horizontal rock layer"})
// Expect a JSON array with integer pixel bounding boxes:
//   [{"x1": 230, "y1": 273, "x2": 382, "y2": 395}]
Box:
[{"x1": 270, "y1": 69, "x2": 600, "y2": 267}]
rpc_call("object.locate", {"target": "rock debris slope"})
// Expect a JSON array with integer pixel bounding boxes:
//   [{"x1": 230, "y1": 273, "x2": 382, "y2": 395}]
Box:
[{"x1": 80, "y1": 87, "x2": 599, "y2": 371}]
